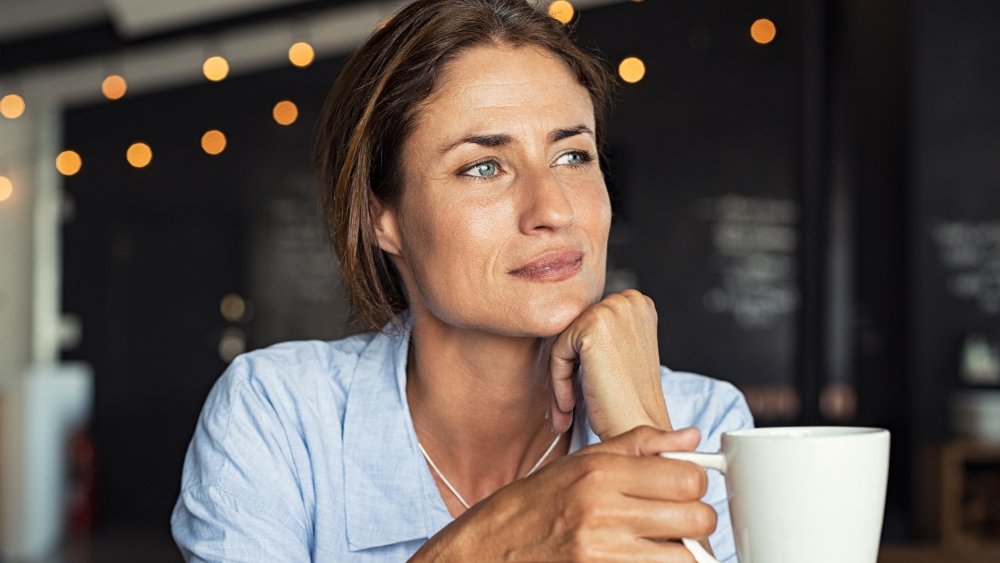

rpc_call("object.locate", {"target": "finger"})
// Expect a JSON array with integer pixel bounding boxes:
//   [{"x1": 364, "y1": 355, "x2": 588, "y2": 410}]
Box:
[
  {"x1": 589, "y1": 425, "x2": 701, "y2": 458},
  {"x1": 616, "y1": 497, "x2": 719, "y2": 541},
  {"x1": 549, "y1": 391, "x2": 573, "y2": 434},
  {"x1": 632, "y1": 539, "x2": 699, "y2": 563},
  {"x1": 508, "y1": 534, "x2": 696, "y2": 562},
  {"x1": 549, "y1": 327, "x2": 580, "y2": 414},
  {"x1": 591, "y1": 537, "x2": 697, "y2": 562},
  {"x1": 607, "y1": 455, "x2": 710, "y2": 502}
]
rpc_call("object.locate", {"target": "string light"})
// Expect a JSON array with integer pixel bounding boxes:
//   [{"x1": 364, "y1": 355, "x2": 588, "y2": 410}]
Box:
[
  {"x1": 55, "y1": 150, "x2": 83, "y2": 176},
  {"x1": 0, "y1": 176, "x2": 13, "y2": 202},
  {"x1": 127, "y1": 142, "x2": 153, "y2": 168},
  {"x1": 1, "y1": 94, "x2": 26, "y2": 119},
  {"x1": 201, "y1": 130, "x2": 227, "y2": 155},
  {"x1": 618, "y1": 56, "x2": 646, "y2": 83},
  {"x1": 272, "y1": 100, "x2": 298, "y2": 125},
  {"x1": 547, "y1": 1, "x2": 574, "y2": 25},
  {"x1": 203, "y1": 55, "x2": 230, "y2": 82},
  {"x1": 218, "y1": 328, "x2": 246, "y2": 362},
  {"x1": 220, "y1": 293, "x2": 247, "y2": 321},
  {"x1": 751, "y1": 18, "x2": 777, "y2": 45},
  {"x1": 102, "y1": 74, "x2": 128, "y2": 100},
  {"x1": 288, "y1": 41, "x2": 315, "y2": 68}
]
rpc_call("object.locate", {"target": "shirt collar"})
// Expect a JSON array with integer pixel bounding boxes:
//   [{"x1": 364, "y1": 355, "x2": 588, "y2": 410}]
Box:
[{"x1": 342, "y1": 311, "x2": 449, "y2": 551}]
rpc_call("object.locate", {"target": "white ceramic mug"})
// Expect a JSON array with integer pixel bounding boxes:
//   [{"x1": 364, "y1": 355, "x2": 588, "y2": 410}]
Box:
[{"x1": 660, "y1": 426, "x2": 890, "y2": 563}]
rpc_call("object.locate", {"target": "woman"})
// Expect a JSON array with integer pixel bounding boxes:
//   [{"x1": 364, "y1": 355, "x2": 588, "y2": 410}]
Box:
[{"x1": 172, "y1": 0, "x2": 752, "y2": 560}]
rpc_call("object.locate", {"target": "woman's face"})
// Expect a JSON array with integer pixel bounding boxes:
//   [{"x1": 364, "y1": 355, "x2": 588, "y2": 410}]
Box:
[{"x1": 376, "y1": 43, "x2": 611, "y2": 337}]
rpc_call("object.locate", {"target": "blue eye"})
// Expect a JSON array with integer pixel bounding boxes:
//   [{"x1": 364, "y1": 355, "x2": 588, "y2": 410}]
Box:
[
  {"x1": 463, "y1": 161, "x2": 498, "y2": 178},
  {"x1": 555, "y1": 151, "x2": 593, "y2": 166}
]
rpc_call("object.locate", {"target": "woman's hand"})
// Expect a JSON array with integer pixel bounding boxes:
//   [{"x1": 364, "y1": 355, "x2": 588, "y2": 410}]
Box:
[
  {"x1": 549, "y1": 289, "x2": 670, "y2": 440},
  {"x1": 411, "y1": 426, "x2": 714, "y2": 562}
]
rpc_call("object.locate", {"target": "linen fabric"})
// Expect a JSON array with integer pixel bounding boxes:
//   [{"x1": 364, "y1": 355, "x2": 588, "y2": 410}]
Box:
[{"x1": 171, "y1": 315, "x2": 753, "y2": 562}]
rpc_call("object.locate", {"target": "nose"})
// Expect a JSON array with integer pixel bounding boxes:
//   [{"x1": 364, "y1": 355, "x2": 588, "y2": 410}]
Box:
[{"x1": 518, "y1": 166, "x2": 575, "y2": 234}]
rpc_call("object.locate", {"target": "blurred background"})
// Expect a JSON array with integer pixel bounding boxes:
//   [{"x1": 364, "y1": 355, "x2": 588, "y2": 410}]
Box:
[{"x1": 1, "y1": 0, "x2": 998, "y2": 561}]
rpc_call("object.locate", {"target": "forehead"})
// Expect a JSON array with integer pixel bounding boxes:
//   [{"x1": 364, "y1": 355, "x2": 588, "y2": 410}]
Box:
[{"x1": 414, "y1": 43, "x2": 596, "y2": 136}]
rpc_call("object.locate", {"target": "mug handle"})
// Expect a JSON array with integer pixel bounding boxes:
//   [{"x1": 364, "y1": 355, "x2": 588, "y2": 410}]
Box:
[{"x1": 658, "y1": 452, "x2": 728, "y2": 563}]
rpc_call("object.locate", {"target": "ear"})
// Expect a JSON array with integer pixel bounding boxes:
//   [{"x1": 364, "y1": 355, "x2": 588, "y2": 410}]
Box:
[{"x1": 371, "y1": 197, "x2": 404, "y2": 256}]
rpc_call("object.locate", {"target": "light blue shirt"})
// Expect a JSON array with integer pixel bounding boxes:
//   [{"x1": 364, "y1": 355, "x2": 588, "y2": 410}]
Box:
[{"x1": 172, "y1": 316, "x2": 753, "y2": 561}]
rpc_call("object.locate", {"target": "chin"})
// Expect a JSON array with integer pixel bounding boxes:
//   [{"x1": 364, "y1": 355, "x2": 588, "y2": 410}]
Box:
[{"x1": 514, "y1": 295, "x2": 596, "y2": 337}]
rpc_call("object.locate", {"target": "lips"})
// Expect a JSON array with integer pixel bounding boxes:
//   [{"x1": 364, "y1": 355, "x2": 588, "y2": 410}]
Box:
[{"x1": 509, "y1": 249, "x2": 584, "y2": 282}]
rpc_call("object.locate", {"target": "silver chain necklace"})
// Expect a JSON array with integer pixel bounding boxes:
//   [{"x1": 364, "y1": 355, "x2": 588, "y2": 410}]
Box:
[{"x1": 418, "y1": 432, "x2": 563, "y2": 509}]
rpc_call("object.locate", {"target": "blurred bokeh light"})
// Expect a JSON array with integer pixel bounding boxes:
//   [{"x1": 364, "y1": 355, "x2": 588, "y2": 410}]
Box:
[
  {"x1": 126, "y1": 142, "x2": 153, "y2": 168},
  {"x1": 272, "y1": 100, "x2": 298, "y2": 125},
  {"x1": 55, "y1": 150, "x2": 83, "y2": 176},
  {"x1": 751, "y1": 18, "x2": 777, "y2": 45},
  {"x1": 618, "y1": 56, "x2": 646, "y2": 83}
]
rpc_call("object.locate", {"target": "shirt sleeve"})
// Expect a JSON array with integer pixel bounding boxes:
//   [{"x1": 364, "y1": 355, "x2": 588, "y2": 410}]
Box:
[
  {"x1": 692, "y1": 379, "x2": 754, "y2": 563},
  {"x1": 171, "y1": 355, "x2": 312, "y2": 562}
]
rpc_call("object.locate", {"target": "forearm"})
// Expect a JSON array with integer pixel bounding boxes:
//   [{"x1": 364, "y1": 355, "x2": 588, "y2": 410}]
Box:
[
  {"x1": 409, "y1": 521, "x2": 478, "y2": 562},
  {"x1": 408, "y1": 498, "x2": 507, "y2": 562}
]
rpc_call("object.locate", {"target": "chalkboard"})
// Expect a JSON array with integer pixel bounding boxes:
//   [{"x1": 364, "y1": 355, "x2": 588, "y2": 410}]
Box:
[
  {"x1": 910, "y1": 0, "x2": 1000, "y2": 439},
  {"x1": 576, "y1": 0, "x2": 801, "y2": 389}
]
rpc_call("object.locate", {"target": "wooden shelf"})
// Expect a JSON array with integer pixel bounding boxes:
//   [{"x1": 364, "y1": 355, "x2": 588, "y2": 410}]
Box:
[
  {"x1": 919, "y1": 440, "x2": 1000, "y2": 547},
  {"x1": 879, "y1": 543, "x2": 1000, "y2": 563}
]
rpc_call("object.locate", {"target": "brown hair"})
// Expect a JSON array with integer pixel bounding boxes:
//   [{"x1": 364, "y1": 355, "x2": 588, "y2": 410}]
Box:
[{"x1": 314, "y1": 0, "x2": 615, "y2": 331}]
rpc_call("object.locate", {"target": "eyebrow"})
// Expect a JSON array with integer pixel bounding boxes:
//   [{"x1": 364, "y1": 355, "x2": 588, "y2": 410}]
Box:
[{"x1": 438, "y1": 124, "x2": 595, "y2": 154}]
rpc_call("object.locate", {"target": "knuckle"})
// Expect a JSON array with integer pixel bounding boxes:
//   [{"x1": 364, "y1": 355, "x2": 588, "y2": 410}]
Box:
[
  {"x1": 688, "y1": 503, "x2": 718, "y2": 537},
  {"x1": 604, "y1": 293, "x2": 628, "y2": 310},
  {"x1": 566, "y1": 534, "x2": 597, "y2": 562},
  {"x1": 633, "y1": 424, "x2": 660, "y2": 440},
  {"x1": 622, "y1": 288, "x2": 644, "y2": 300},
  {"x1": 679, "y1": 467, "x2": 708, "y2": 499},
  {"x1": 585, "y1": 309, "x2": 613, "y2": 333},
  {"x1": 577, "y1": 456, "x2": 612, "y2": 487},
  {"x1": 576, "y1": 502, "x2": 606, "y2": 527}
]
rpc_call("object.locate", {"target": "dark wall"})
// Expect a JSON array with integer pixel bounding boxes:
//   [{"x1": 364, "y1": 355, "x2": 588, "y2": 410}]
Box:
[
  {"x1": 910, "y1": 0, "x2": 1000, "y2": 443},
  {"x1": 833, "y1": 0, "x2": 910, "y2": 537},
  {"x1": 61, "y1": 56, "x2": 350, "y2": 534},
  {"x1": 579, "y1": 0, "x2": 803, "y2": 394}
]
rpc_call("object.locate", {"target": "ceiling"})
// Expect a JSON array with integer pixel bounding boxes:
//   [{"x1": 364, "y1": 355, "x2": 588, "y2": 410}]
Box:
[
  {"x1": 0, "y1": 0, "x2": 355, "y2": 73},
  {"x1": 0, "y1": 0, "x2": 320, "y2": 40}
]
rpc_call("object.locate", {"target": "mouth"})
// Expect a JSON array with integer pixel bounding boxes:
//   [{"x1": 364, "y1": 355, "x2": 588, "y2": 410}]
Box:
[{"x1": 509, "y1": 249, "x2": 584, "y2": 282}]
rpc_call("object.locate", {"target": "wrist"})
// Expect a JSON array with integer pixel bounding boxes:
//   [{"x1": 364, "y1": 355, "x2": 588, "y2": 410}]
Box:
[
  {"x1": 410, "y1": 498, "x2": 498, "y2": 562},
  {"x1": 600, "y1": 398, "x2": 672, "y2": 440}
]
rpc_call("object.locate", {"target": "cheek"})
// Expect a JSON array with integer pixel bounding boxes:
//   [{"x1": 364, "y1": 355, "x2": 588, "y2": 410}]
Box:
[
  {"x1": 401, "y1": 192, "x2": 513, "y2": 281},
  {"x1": 580, "y1": 179, "x2": 613, "y2": 239}
]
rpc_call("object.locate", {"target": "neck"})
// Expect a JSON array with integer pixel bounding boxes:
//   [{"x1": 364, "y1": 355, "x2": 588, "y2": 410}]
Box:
[{"x1": 405, "y1": 306, "x2": 565, "y2": 505}]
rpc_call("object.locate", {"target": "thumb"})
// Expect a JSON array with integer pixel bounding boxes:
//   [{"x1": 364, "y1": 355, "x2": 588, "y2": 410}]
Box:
[{"x1": 586, "y1": 425, "x2": 702, "y2": 457}]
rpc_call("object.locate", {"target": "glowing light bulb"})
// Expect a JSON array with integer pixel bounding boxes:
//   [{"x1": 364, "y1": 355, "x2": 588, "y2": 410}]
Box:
[
  {"x1": 203, "y1": 56, "x2": 230, "y2": 82},
  {"x1": 102, "y1": 74, "x2": 128, "y2": 100},
  {"x1": 272, "y1": 100, "x2": 298, "y2": 126},
  {"x1": 201, "y1": 130, "x2": 227, "y2": 155},
  {"x1": 220, "y1": 293, "x2": 246, "y2": 321},
  {"x1": 0, "y1": 176, "x2": 13, "y2": 202},
  {"x1": 751, "y1": 18, "x2": 777, "y2": 45},
  {"x1": 288, "y1": 42, "x2": 315, "y2": 68},
  {"x1": 127, "y1": 142, "x2": 153, "y2": 168},
  {"x1": 547, "y1": 1, "x2": 574, "y2": 24},
  {"x1": 0, "y1": 94, "x2": 26, "y2": 119},
  {"x1": 618, "y1": 56, "x2": 646, "y2": 84},
  {"x1": 55, "y1": 150, "x2": 83, "y2": 176}
]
